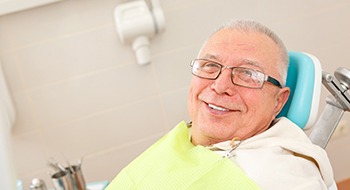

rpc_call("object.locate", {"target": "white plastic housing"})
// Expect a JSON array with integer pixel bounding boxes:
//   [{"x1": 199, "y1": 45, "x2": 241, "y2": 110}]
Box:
[
  {"x1": 132, "y1": 36, "x2": 151, "y2": 65},
  {"x1": 114, "y1": 1, "x2": 156, "y2": 44},
  {"x1": 114, "y1": 0, "x2": 165, "y2": 65}
]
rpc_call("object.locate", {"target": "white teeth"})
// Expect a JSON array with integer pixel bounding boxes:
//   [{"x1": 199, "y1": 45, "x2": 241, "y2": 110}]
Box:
[{"x1": 208, "y1": 104, "x2": 228, "y2": 111}]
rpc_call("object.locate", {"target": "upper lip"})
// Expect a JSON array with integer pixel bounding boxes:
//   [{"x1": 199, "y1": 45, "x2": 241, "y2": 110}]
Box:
[
  {"x1": 205, "y1": 101, "x2": 233, "y2": 111},
  {"x1": 199, "y1": 92, "x2": 242, "y2": 112},
  {"x1": 208, "y1": 104, "x2": 229, "y2": 111}
]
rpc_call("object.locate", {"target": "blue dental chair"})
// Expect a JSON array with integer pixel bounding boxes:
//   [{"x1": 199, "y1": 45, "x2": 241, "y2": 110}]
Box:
[
  {"x1": 278, "y1": 52, "x2": 350, "y2": 190},
  {"x1": 279, "y1": 52, "x2": 350, "y2": 148},
  {"x1": 278, "y1": 51, "x2": 322, "y2": 130}
]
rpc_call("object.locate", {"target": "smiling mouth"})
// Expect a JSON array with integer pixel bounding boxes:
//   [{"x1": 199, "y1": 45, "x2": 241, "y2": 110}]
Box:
[{"x1": 208, "y1": 103, "x2": 229, "y2": 112}]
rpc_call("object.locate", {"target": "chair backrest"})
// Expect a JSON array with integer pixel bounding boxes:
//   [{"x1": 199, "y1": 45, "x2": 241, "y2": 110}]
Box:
[{"x1": 277, "y1": 52, "x2": 322, "y2": 129}]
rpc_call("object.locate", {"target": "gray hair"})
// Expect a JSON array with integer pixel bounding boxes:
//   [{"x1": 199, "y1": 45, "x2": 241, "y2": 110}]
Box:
[{"x1": 201, "y1": 19, "x2": 289, "y2": 86}]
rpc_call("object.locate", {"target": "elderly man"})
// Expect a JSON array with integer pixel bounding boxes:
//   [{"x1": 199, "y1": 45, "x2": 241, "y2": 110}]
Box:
[{"x1": 106, "y1": 19, "x2": 335, "y2": 190}]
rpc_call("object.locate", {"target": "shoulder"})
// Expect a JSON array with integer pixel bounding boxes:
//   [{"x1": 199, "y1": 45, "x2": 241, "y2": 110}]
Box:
[{"x1": 235, "y1": 117, "x2": 334, "y2": 189}]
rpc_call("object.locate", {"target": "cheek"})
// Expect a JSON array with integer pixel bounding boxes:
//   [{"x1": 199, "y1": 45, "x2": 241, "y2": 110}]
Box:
[
  {"x1": 243, "y1": 90, "x2": 274, "y2": 113},
  {"x1": 189, "y1": 78, "x2": 209, "y2": 98},
  {"x1": 188, "y1": 87, "x2": 195, "y2": 118},
  {"x1": 188, "y1": 78, "x2": 211, "y2": 117},
  {"x1": 188, "y1": 79, "x2": 202, "y2": 114}
]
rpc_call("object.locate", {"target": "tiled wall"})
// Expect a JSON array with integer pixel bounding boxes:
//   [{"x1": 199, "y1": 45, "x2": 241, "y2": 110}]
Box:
[{"x1": 0, "y1": 0, "x2": 349, "y2": 188}]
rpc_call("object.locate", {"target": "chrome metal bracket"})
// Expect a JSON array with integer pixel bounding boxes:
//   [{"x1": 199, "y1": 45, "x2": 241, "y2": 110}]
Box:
[{"x1": 309, "y1": 67, "x2": 350, "y2": 148}]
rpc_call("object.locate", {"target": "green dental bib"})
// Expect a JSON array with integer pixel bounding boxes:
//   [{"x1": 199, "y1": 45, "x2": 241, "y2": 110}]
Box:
[{"x1": 106, "y1": 121, "x2": 260, "y2": 190}]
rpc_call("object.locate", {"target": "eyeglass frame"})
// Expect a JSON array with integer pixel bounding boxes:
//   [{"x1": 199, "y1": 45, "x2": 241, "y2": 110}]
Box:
[{"x1": 190, "y1": 58, "x2": 283, "y2": 89}]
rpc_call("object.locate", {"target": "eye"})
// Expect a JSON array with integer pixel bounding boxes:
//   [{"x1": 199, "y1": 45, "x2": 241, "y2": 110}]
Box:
[
  {"x1": 236, "y1": 68, "x2": 263, "y2": 83},
  {"x1": 242, "y1": 69, "x2": 254, "y2": 76},
  {"x1": 200, "y1": 61, "x2": 221, "y2": 73}
]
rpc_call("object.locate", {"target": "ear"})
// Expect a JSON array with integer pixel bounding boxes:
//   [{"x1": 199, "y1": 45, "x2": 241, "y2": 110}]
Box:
[{"x1": 273, "y1": 87, "x2": 290, "y2": 117}]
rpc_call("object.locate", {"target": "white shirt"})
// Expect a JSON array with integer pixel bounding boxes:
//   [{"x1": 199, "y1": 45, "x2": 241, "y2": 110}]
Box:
[{"x1": 205, "y1": 117, "x2": 336, "y2": 190}]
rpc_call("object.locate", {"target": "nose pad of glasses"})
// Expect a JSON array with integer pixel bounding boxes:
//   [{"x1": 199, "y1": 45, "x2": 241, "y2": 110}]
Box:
[
  {"x1": 220, "y1": 67, "x2": 235, "y2": 83},
  {"x1": 211, "y1": 69, "x2": 236, "y2": 94}
]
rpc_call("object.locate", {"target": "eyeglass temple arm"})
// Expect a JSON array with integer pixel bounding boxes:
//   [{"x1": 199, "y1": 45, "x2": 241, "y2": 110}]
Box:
[
  {"x1": 309, "y1": 67, "x2": 350, "y2": 148},
  {"x1": 266, "y1": 76, "x2": 282, "y2": 88}
]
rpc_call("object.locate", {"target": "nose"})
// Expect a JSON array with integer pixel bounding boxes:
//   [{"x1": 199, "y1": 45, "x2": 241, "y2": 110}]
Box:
[{"x1": 210, "y1": 68, "x2": 236, "y2": 95}]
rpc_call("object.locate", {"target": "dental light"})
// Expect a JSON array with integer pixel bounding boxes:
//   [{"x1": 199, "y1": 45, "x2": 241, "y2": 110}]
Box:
[{"x1": 114, "y1": 0, "x2": 165, "y2": 65}]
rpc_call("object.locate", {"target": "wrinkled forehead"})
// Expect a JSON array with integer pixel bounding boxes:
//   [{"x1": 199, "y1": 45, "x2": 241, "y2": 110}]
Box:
[{"x1": 199, "y1": 29, "x2": 282, "y2": 72}]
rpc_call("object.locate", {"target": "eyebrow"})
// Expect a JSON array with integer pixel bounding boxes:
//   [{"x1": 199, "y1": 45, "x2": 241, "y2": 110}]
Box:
[
  {"x1": 201, "y1": 54, "x2": 219, "y2": 60},
  {"x1": 200, "y1": 54, "x2": 264, "y2": 70},
  {"x1": 240, "y1": 58, "x2": 263, "y2": 69}
]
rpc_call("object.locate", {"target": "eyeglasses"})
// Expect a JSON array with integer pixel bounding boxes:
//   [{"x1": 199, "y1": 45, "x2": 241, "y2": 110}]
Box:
[{"x1": 190, "y1": 59, "x2": 282, "y2": 89}]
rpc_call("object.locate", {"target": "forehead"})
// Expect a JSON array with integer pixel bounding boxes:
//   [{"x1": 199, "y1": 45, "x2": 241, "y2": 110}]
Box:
[{"x1": 199, "y1": 29, "x2": 281, "y2": 70}]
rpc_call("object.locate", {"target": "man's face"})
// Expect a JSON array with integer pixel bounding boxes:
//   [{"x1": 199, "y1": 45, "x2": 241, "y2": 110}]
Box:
[{"x1": 188, "y1": 29, "x2": 290, "y2": 146}]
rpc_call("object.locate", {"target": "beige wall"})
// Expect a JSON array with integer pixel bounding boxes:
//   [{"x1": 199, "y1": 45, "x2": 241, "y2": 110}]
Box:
[{"x1": 0, "y1": 0, "x2": 349, "y2": 188}]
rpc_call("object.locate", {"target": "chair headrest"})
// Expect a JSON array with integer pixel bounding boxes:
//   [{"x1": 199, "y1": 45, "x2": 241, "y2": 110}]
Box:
[{"x1": 277, "y1": 52, "x2": 322, "y2": 129}]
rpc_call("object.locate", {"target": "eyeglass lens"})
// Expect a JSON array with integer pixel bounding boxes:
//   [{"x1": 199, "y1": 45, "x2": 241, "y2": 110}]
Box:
[{"x1": 191, "y1": 59, "x2": 268, "y2": 89}]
